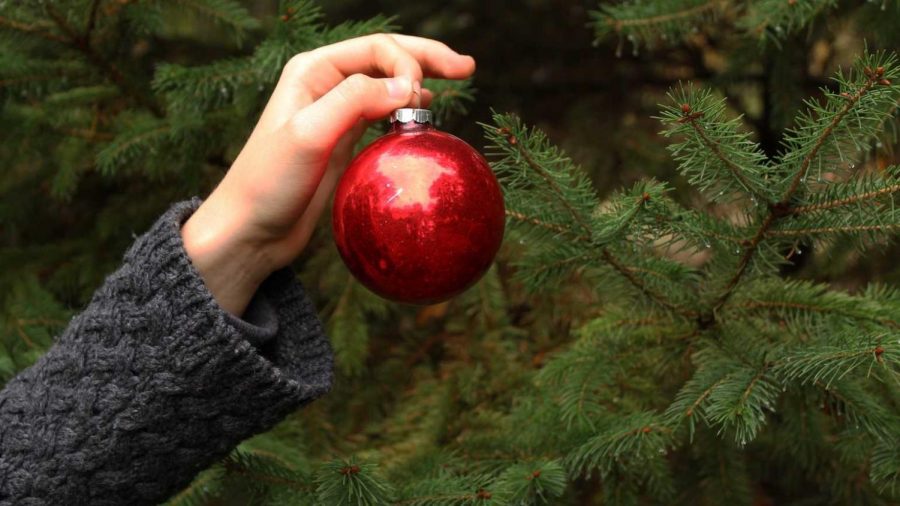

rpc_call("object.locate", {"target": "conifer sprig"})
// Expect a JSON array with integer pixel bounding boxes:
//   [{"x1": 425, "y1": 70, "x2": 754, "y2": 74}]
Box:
[
  {"x1": 659, "y1": 86, "x2": 774, "y2": 204},
  {"x1": 697, "y1": 53, "x2": 900, "y2": 308},
  {"x1": 738, "y1": 0, "x2": 837, "y2": 41},
  {"x1": 591, "y1": 0, "x2": 726, "y2": 51},
  {"x1": 483, "y1": 114, "x2": 689, "y2": 313}
]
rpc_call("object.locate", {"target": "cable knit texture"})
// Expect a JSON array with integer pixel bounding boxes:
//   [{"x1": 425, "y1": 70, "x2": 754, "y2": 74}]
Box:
[{"x1": 0, "y1": 199, "x2": 333, "y2": 506}]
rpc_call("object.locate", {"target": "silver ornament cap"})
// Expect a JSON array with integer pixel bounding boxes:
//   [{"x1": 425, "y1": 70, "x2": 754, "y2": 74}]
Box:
[{"x1": 390, "y1": 108, "x2": 432, "y2": 124}]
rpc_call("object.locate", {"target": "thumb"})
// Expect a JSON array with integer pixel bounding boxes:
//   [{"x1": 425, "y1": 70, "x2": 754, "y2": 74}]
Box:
[{"x1": 288, "y1": 74, "x2": 413, "y2": 157}]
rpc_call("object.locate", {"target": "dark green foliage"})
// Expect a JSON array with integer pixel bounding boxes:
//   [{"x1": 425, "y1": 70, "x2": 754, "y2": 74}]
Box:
[{"x1": 3, "y1": 0, "x2": 900, "y2": 505}]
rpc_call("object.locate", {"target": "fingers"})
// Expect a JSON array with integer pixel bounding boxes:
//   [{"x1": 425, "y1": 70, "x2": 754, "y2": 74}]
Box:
[
  {"x1": 281, "y1": 34, "x2": 474, "y2": 101},
  {"x1": 289, "y1": 74, "x2": 413, "y2": 158},
  {"x1": 257, "y1": 34, "x2": 472, "y2": 132},
  {"x1": 388, "y1": 34, "x2": 475, "y2": 79}
]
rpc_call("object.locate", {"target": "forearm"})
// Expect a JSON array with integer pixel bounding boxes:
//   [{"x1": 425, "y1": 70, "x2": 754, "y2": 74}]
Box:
[{"x1": 0, "y1": 200, "x2": 332, "y2": 506}]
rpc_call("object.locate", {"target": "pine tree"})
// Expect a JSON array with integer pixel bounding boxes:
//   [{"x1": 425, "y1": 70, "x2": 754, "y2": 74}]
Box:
[{"x1": 2, "y1": 1, "x2": 900, "y2": 505}]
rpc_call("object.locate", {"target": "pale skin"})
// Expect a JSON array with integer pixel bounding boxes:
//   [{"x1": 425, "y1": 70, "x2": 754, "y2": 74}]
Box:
[{"x1": 180, "y1": 34, "x2": 476, "y2": 316}]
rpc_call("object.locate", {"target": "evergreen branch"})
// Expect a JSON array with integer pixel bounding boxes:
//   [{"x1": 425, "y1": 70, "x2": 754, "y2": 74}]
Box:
[
  {"x1": 565, "y1": 412, "x2": 673, "y2": 477},
  {"x1": 393, "y1": 493, "x2": 477, "y2": 505},
  {"x1": 44, "y1": 5, "x2": 163, "y2": 116},
  {"x1": 740, "y1": 0, "x2": 838, "y2": 40},
  {"x1": 601, "y1": 249, "x2": 687, "y2": 314},
  {"x1": 487, "y1": 116, "x2": 687, "y2": 313},
  {"x1": 505, "y1": 210, "x2": 588, "y2": 242},
  {"x1": 727, "y1": 279, "x2": 900, "y2": 339},
  {"x1": 810, "y1": 379, "x2": 898, "y2": 441},
  {"x1": 0, "y1": 15, "x2": 66, "y2": 43},
  {"x1": 592, "y1": 0, "x2": 725, "y2": 49},
  {"x1": 506, "y1": 130, "x2": 593, "y2": 235},
  {"x1": 422, "y1": 78, "x2": 474, "y2": 122},
  {"x1": 871, "y1": 441, "x2": 900, "y2": 494},
  {"x1": 166, "y1": 469, "x2": 223, "y2": 506},
  {"x1": 789, "y1": 182, "x2": 900, "y2": 215},
  {"x1": 606, "y1": 1, "x2": 720, "y2": 30},
  {"x1": 730, "y1": 300, "x2": 899, "y2": 329},
  {"x1": 171, "y1": 0, "x2": 260, "y2": 41},
  {"x1": 681, "y1": 108, "x2": 772, "y2": 204},
  {"x1": 782, "y1": 77, "x2": 881, "y2": 201},
  {"x1": 661, "y1": 86, "x2": 774, "y2": 204},
  {"x1": 766, "y1": 223, "x2": 900, "y2": 237},
  {"x1": 713, "y1": 213, "x2": 776, "y2": 311},
  {"x1": 223, "y1": 461, "x2": 311, "y2": 492},
  {"x1": 713, "y1": 60, "x2": 894, "y2": 310},
  {"x1": 774, "y1": 342, "x2": 894, "y2": 389},
  {"x1": 97, "y1": 123, "x2": 170, "y2": 172}
]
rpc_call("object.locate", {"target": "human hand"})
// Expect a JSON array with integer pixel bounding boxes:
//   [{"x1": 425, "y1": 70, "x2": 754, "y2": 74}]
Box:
[{"x1": 180, "y1": 34, "x2": 475, "y2": 315}]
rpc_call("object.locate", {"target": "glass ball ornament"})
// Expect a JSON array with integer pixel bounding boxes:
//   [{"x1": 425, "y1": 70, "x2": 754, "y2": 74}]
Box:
[{"x1": 332, "y1": 108, "x2": 505, "y2": 304}]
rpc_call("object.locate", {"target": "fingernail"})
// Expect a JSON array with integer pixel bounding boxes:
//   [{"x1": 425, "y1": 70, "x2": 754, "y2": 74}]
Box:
[{"x1": 386, "y1": 76, "x2": 411, "y2": 99}]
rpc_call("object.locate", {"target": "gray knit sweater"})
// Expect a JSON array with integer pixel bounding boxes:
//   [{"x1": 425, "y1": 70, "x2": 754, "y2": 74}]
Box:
[{"x1": 0, "y1": 199, "x2": 334, "y2": 506}]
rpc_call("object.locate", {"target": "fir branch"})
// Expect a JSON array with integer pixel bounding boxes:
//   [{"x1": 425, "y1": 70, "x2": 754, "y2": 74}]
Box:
[
  {"x1": 486, "y1": 115, "x2": 687, "y2": 313},
  {"x1": 789, "y1": 183, "x2": 900, "y2": 215},
  {"x1": 506, "y1": 128, "x2": 592, "y2": 235},
  {"x1": 684, "y1": 115, "x2": 768, "y2": 202},
  {"x1": 766, "y1": 223, "x2": 900, "y2": 238},
  {"x1": 565, "y1": 412, "x2": 673, "y2": 477},
  {"x1": 505, "y1": 210, "x2": 588, "y2": 242},
  {"x1": 44, "y1": 5, "x2": 163, "y2": 116},
  {"x1": 316, "y1": 458, "x2": 394, "y2": 506},
  {"x1": 601, "y1": 249, "x2": 687, "y2": 314},
  {"x1": 607, "y1": 1, "x2": 720, "y2": 30},
  {"x1": 727, "y1": 279, "x2": 900, "y2": 329},
  {"x1": 774, "y1": 340, "x2": 896, "y2": 389},
  {"x1": 713, "y1": 55, "x2": 900, "y2": 310},
  {"x1": 592, "y1": 0, "x2": 726, "y2": 49},
  {"x1": 166, "y1": 469, "x2": 224, "y2": 506},
  {"x1": 223, "y1": 452, "x2": 311, "y2": 492},
  {"x1": 871, "y1": 441, "x2": 900, "y2": 495},
  {"x1": 170, "y1": 0, "x2": 260, "y2": 42},
  {"x1": 731, "y1": 299, "x2": 899, "y2": 328},
  {"x1": 0, "y1": 15, "x2": 66, "y2": 43},
  {"x1": 740, "y1": 0, "x2": 838, "y2": 40},
  {"x1": 661, "y1": 85, "x2": 774, "y2": 204},
  {"x1": 783, "y1": 78, "x2": 881, "y2": 200}
]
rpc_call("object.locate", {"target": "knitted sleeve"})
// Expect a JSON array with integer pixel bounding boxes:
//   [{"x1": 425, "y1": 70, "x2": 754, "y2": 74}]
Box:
[{"x1": 0, "y1": 199, "x2": 333, "y2": 506}]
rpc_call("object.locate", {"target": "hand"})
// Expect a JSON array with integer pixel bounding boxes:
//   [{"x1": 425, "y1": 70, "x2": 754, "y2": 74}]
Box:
[{"x1": 180, "y1": 34, "x2": 476, "y2": 315}]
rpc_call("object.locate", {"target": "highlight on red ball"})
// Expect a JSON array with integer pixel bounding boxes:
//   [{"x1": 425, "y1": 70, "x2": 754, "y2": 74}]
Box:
[{"x1": 332, "y1": 109, "x2": 505, "y2": 305}]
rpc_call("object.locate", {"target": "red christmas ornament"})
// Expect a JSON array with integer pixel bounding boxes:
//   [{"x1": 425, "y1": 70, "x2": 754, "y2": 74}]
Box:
[{"x1": 333, "y1": 108, "x2": 505, "y2": 304}]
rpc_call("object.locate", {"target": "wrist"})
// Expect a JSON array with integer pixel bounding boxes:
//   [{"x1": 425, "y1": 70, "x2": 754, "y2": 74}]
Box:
[{"x1": 181, "y1": 193, "x2": 276, "y2": 316}]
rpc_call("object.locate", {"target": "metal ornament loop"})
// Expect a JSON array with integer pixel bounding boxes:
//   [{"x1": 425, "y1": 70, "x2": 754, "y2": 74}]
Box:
[{"x1": 390, "y1": 108, "x2": 433, "y2": 124}]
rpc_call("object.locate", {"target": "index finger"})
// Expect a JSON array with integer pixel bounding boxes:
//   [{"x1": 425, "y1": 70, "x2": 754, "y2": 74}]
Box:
[
  {"x1": 257, "y1": 34, "x2": 474, "y2": 133},
  {"x1": 296, "y1": 34, "x2": 474, "y2": 98}
]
